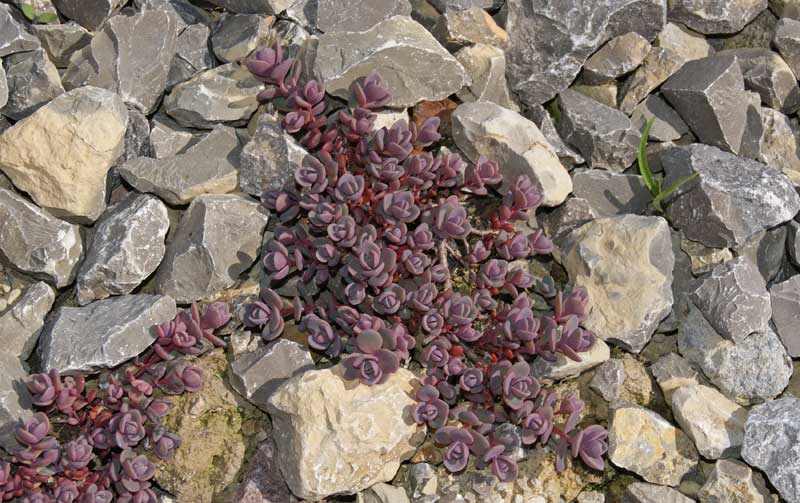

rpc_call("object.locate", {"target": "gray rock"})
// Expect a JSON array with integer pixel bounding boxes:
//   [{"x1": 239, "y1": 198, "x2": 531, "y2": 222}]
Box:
[
  {"x1": 31, "y1": 22, "x2": 91, "y2": 68},
  {"x1": 742, "y1": 398, "x2": 800, "y2": 503},
  {"x1": 76, "y1": 194, "x2": 169, "y2": 305},
  {"x1": 712, "y1": 7, "x2": 776, "y2": 51},
  {"x1": 135, "y1": 0, "x2": 212, "y2": 32},
  {"x1": 163, "y1": 63, "x2": 262, "y2": 129},
  {"x1": 572, "y1": 170, "x2": 651, "y2": 217},
  {"x1": 405, "y1": 463, "x2": 438, "y2": 499},
  {"x1": 589, "y1": 358, "x2": 626, "y2": 402},
  {"x1": 166, "y1": 23, "x2": 216, "y2": 90},
  {"x1": 116, "y1": 109, "x2": 152, "y2": 167},
  {"x1": 63, "y1": 10, "x2": 179, "y2": 114},
  {"x1": 525, "y1": 105, "x2": 584, "y2": 166},
  {"x1": 668, "y1": 0, "x2": 767, "y2": 34},
  {"x1": 503, "y1": 0, "x2": 613, "y2": 105},
  {"x1": 630, "y1": 95, "x2": 689, "y2": 142},
  {"x1": 671, "y1": 384, "x2": 748, "y2": 459},
  {"x1": 678, "y1": 303, "x2": 792, "y2": 405},
  {"x1": 0, "y1": 5, "x2": 40, "y2": 57},
  {"x1": 317, "y1": 0, "x2": 411, "y2": 32},
  {"x1": 539, "y1": 197, "x2": 597, "y2": 245},
  {"x1": 736, "y1": 225, "x2": 788, "y2": 283},
  {"x1": 689, "y1": 257, "x2": 771, "y2": 343},
  {"x1": 774, "y1": 18, "x2": 800, "y2": 78},
  {"x1": 230, "y1": 338, "x2": 314, "y2": 410},
  {"x1": 650, "y1": 352, "x2": 702, "y2": 403},
  {"x1": 0, "y1": 65, "x2": 6, "y2": 111},
  {"x1": 149, "y1": 113, "x2": 202, "y2": 159},
  {"x1": 605, "y1": 0, "x2": 667, "y2": 41},
  {"x1": 698, "y1": 459, "x2": 773, "y2": 503},
  {"x1": 240, "y1": 114, "x2": 308, "y2": 197},
  {"x1": 622, "y1": 482, "x2": 694, "y2": 503},
  {"x1": 359, "y1": 483, "x2": 411, "y2": 503},
  {"x1": 618, "y1": 46, "x2": 685, "y2": 114},
  {"x1": 716, "y1": 48, "x2": 800, "y2": 114},
  {"x1": 52, "y1": 0, "x2": 124, "y2": 31},
  {"x1": 660, "y1": 144, "x2": 800, "y2": 248},
  {"x1": 432, "y1": 6, "x2": 509, "y2": 50},
  {"x1": 0, "y1": 352, "x2": 31, "y2": 452},
  {"x1": 0, "y1": 281, "x2": 54, "y2": 361},
  {"x1": 757, "y1": 107, "x2": 800, "y2": 186},
  {"x1": 455, "y1": 44, "x2": 518, "y2": 111},
  {"x1": 0, "y1": 189, "x2": 83, "y2": 288},
  {"x1": 156, "y1": 194, "x2": 269, "y2": 303},
  {"x1": 37, "y1": 294, "x2": 177, "y2": 373},
  {"x1": 661, "y1": 55, "x2": 753, "y2": 155},
  {"x1": 531, "y1": 338, "x2": 610, "y2": 380},
  {"x1": 557, "y1": 89, "x2": 640, "y2": 171},
  {"x1": 789, "y1": 220, "x2": 800, "y2": 269},
  {"x1": 429, "y1": 0, "x2": 499, "y2": 11},
  {"x1": 205, "y1": 0, "x2": 292, "y2": 14},
  {"x1": 119, "y1": 125, "x2": 241, "y2": 205},
  {"x1": 227, "y1": 435, "x2": 299, "y2": 503},
  {"x1": 680, "y1": 233, "x2": 733, "y2": 276},
  {"x1": 582, "y1": 32, "x2": 651, "y2": 84},
  {"x1": 769, "y1": 275, "x2": 800, "y2": 357},
  {"x1": 572, "y1": 81, "x2": 620, "y2": 109},
  {"x1": 2, "y1": 48, "x2": 64, "y2": 121},
  {"x1": 314, "y1": 16, "x2": 468, "y2": 108},
  {"x1": 211, "y1": 13, "x2": 272, "y2": 64},
  {"x1": 656, "y1": 22, "x2": 714, "y2": 62}
]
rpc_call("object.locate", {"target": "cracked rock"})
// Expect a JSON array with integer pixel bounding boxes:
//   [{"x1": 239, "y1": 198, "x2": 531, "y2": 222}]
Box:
[
  {"x1": 2, "y1": 48, "x2": 64, "y2": 121},
  {"x1": 37, "y1": 294, "x2": 177, "y2": 373},
  {"x1": 716, "y1": 48, "x2": 800, "y2": 114},
  {"x1": 0, "y1": 281, "x2": 55, "y2": 361},
  {"x1": 240, "y1": 114, "x2": 308, "y2": 197},
  {"x1": 167, "y1": 23, "x2": 216, "y2": 90},
  {"x1": 316, "y1": 0, "x2": 411, "y2": 32},
  {"x1": 211, "y1": 13, "x2": 272, "y2": 63},
  {"x1": 0, "y1": 5, "x2": 40, "y2": 57},
  {"x1": 455, "y1": 44, "x2": 518, "y2": 111},
  {"x1": 618, "y1": 46, "x2": 685, "y2": 114},
  {"x1": 668, "y1": 0, "x2": 768, "y2": 34},
  {"x1": 76, "y1": 194, "x2": 170, "y2": 306},
  {"x1": 31, "y1": 22, "x2": 91, "y2": 68},
  {"x1": 582, "y1": 32, "x2": 651, "y2": 85},
  {"x1": 155, "y1": 194, "x2": 269, "y2": 303},
  {"x1": 769, "y1": 275, "x2": 800, "y2": 357},
  {"x1": 0, "y1": 188, "x2": 83, "y2": 288},
  {"x1": 671, "y1": 384, "x2": 748, "y2": 459},
  {"x1": 630, "y1": 95, "x2": 689, "y2": 142},
  {"x1": 572, "y1": 170, "x2": 651, "y2": 217}
]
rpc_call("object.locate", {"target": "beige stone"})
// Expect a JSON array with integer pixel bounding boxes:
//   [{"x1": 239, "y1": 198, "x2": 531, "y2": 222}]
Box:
[
  {"x1": 619, "y1": 47, "x2": 685, "y2": 114},
  {"x1": 671, "y1": 384, "x2": 748, "y2": 459},
  {"x1": 267, "y1": 366, "x2": 423, "y2": 501},
  {"x1": 656, "y1": 22, "x2": 714, "y2": 62},
  {"x1": 680, "y1": 233, "x2": 733, "y2": 275},
  {"x1": 532, "y1": 338, "x2": 610, "y2": 381},
  {"x1": 698, "y1": 459, "x2": 773, "y2": 503},
  {"x1": 0, "y1": 86, "x2": 128, "y2": 223}
]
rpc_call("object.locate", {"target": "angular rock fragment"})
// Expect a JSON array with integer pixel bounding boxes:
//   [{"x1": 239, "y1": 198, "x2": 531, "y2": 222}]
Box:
[
  {"x1": 455, "y1": 44, "x2": 517, "y2": 110},
  {"x1": 735, "y1": 226, "x2": 787, "y2": 283},
  {"x1": 205, "y1": 0, "x2": 292, "y2": 14},
  {"x1": 606, "y1": 0, "x2": 667, "y2": 41},
  {"x1": 230, "y1": 338, "x2": 314, "y2": 410},
  {"x1": 716, "y1": 48, "x2": 800, "y2": 113},
  {"x1": 525, "y1": 104, "x2": 584, "y2": 165},
  {"x1": 622, "y1": 483, "x2": 694, "y2": 503},
  {"x1": 0, "y1": 189, "x2": 83, "y2": 288},
  {"x1": 156, "y1": 194, "x2": 269, "y2": 303},
  {"x1": 769, "y1": 276, "x2": 800, "y2": 357},
  {"x1": 774, "y1": 18, "x2": 800, "y2": 77},
  {"x1": 31, "y1": 22, "x2": 91, "y2": 68},
  {"x1": 742, "y1": 398, "x2": 800, "y2": 503},
  {"x1": 572, "y1": 170, "x2": 651, "y2": 217},
  {"x1": 432, "y1": 6, "x2": 509, "y2": 50},
  {"x1": 2, "y1": 48, "x2": 64, "y2": 120},
  {"x1": 609, "y1": 403, "x2": 698, "y2": 486},
  {"x1": 149, "y1": 113, "x2": 202, "y2": 159},
  {"x1": 164, "y1": 63, "x2": 262, "y2": 129},
  {"x1": 788, "y1": 220, "x2": 800, "y2": 268},
  {"x1": 655, "y1": 22, "x2": 714, "y2": 62},
  {"x1": 679, "y1": 234, "x2": 732, "y2": 275},
  {"x1": 678, "y1": 303, "x2": 792, "y2": 405},
  {"x1": 314, "y1": 16, "x2": 468, "y2": 108},
  {"x1": 316, "y1": 0, "x2": 411, "y2": 32},
  {"x1": 0, "y1": 281, "x2": 54, "y2": 361},
  {"x1": 630, "y1": 95, "x2": 689, "y2": 142},
  {"x1": 0, "y1": 86, "x2": 128, "y2": 223},
  {"x1": 756, "y1": 107, "x2": 800, "y2": 185},
  {"x1": 119, "y1": 125, "x2": 241, "y2": 205},
  {"x1": 451, "y1": 101, "x2": 572, "y2": 206},
  {"x1": 240, "y1": 114, "x2": 308, "y2": 197},
  {"x1": 0, "y1": 5, "x2": 40, "y2": 57},
  {"x1": 660, "y1": 144, "x2": 800, "y2": 248},
  {"x1": 227, "y1": 435, "x2": 299, "y2": 503},
  {"x1": 571, "y1": 81, "x2": 619, "y2": 109},
  {"x1": 589, "y1": 358, "x2": 626, "y2": 402},
  {"x1": 211, "y1": 13, "x2": 272, "y2": 63},
  {"x1": 52, "y1": 0, "x2": 124, "y2": 31},
  {"x1": 539, "y1": 197, "x2": 597, "y2": 245},
  {"x1": 558, "y1": 89, "x2": 640, "y2": 171},
  {"x1": 650, "y1": 353, "x2": 702, "y2": 403},
  {"x1": 668, "y1": 0, "x2": 767, "y2": 34},
  {"x1": 37, "y1": 294, "x2": 177, "y2": 373},
  {"x1": 267, "y1": 366, "x2": 422, "y2": 501},
  {"x1": 0, "y1": 65, "x2": 6, "y2": 111},
  {"x1": 714, "y1": 8, "x2": 777, "y2": 51},
  {"x1": 167, "y1": 23, "x2": 216, "y2": 90},
  {"x1": 0, "y1": 352, "x2": 31, "y2": 452},
  {"x1": 698, "y1": 459, "x2": 773, "y2": 503},
  {"x1": 429, "y1": 0, "x2": 500, "y2": 11},
  {"x1": 671, "y1": 384, "x2": 747, "y2": 459},
  {"x1": 63, "y1": 10, "x2": 179, "y2": 114},
  {"x1": 582, "y1": 32, "x2": 651, "y2": 85},
  {"x1": 531, "y1": 338, "x2": 610, "y2": 381},
  {"x1": 562, "y1": 215, "x2": 674, "y2": 353},
  {"x1": 135, "y1": 0, "x2": 213, "y2": 31},
  {"x1": 618, "y1": 46, "x2": 685, "y2": 114},
  {"x1": 116, "y1": 109, "x2": 152, "y2": 167},
  {"x1": 76, "y1": 194, "x2": 169, "y2": 305}
]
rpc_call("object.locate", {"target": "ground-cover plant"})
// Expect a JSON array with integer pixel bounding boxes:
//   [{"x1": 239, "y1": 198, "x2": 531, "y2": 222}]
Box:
[
  {"x1": 242, "y1": 44, "x2": 609, "y2": 481},
  {"x1": 638, "y1": 118, "x2": 698, "y2": 213},
  {"x1": 0, "y1": 303, "x2": 230, "y2": 502}
]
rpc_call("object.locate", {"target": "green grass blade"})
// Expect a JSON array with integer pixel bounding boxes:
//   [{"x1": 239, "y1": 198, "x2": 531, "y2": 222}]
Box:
[
  {"x1": 653, "y1": 173, "x2": 698, "y2": 213},
  {"x1": 20, "y1": 3, "x2": 36, "y2": 20},
  {"x1": 637, "y1": 118, "x2": 658, "y2": 197}
]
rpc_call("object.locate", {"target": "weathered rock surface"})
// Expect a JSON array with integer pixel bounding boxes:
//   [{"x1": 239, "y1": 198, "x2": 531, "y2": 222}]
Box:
[
  {"x1": 660, "y1": 144, "x2": 800, "y2": 248},
  {"x1": 572, "y1": 81, "x2": 619, "y2": 108},
  {"x1": 668, "y1": 0, "x2": 768, "y2": 34},
  {"x1": 774, "y1": 18, "x2": 800, "y2": 77},
  {"x1": 452, "y1": 101, "x2": 572, "y2": 206},
  {"x1": 205, "y1": 0, "x2": 292, "y2": 14},
  {"x1": 583, "y1": 32, "x2": 651, "y2": 85},
  {"x1": 769, "y1": 275, "x2": 800, "y2": 357},
  {"x1": 716, "y1": 48, "x2": 800, "y2": 113},
  {"x1": 678, "y1": 303, "x2": 792, "y2": 405},
  {"x1": 317, "y1": 0, "x2": 411, "y2": 32},
  {"x1": 698, "y1": 459, "x2": 773, "y2": 503},
  {"x1": 156, "y1": 194, "x2": 269, "y2": 303},
  {"x1": 76, "y1": 194, "x2": 169, "y2": 305},
  {"x1": 736, "y1": 226, "x2": 787, "y2": 284},
  {"x1": 314, "y1": 16, "x2": 468, "y2": 108},
  {"x1": 31, "y1": 21, "x2": 91, "y2": 68},
  {"x1": 63, "y1": 10, "x2": 179, "y2": 114},
  {"x1": 0, "y1": 5, "x2": 40, "y2": 57},
  {"x1": 267, "y1": 365, "x2": 422, "y2": 501},
  {"x1": 655, "y1": 22, "x2": 714, "y2": 62},
  {"x1": 606, "y1": 0, "x2": 667, "y2": 41},
  {"x1": 757, "y1": 107, "x2": 800, "y2": 186},
  {"x1": 680, "y1": 234, "x2": 732, "y2": 276},
  {"x1": 540, "y1": 197, "x2": 597, "y2": 245},
  {"x1": 455, "y1": 43, "x2": 517, "y2": 110},
  {"x1": 558, "y1": 89, "x2": 640, "y2": 171},
  {"x1": 37, "y1": 294, "x2": 176, "y2": 373},
  {"x1": 149, "y1": 113, "x2": 202, "y2": 159},
  {"x1": 0, "y1": 352, "x2": 31, "y2": 452},
  {"x1": 742, "y1": 398, "x2": 800, "y2": 503},
  {"x1": 211, "y1": 13, "x2": 272, "y2": 63},
  {"x1": 0, "y1": 281, "x2": 54, "y2": 361},
  {"x1": 0, "y1": 65, "x2": 6, "y2": 111},
  {"x1": 630, "y1": 95, "x2": 689, "y2": 142},
  {"x1": 240, "y1": 114, "x2": 308, "y2": 197},
  {"x1": 432, "y1": 6, "x2": 509, "y2": 50},
  {"x1": 134, "y1": 0, "x2": 213, "y2": 31},
  {"x1": 622, "y1": 482, "x2": 694, "y2": 503},
  {"x1": 2, "y1": 48, "x2": 64, "y2": 120},
  {"x1": 226, "y1": 435, "x2": 299, "y2": 503},
  {"x1": 0, "y1": 188, "x2": 83, "y2": 288},
  {"x1": 572, "y1": 170, "x2": 651, "y2": 217},
  {"x1": 119, "y1": 125, "x2": 241, "y2": 205},
  {"x1": 618, "y1": 46, "x2": 685, "y2": 114},
  {"x1": 0, "y1": 86, "x2": 128, "y2": 223},
  {"x1": 650, "y1": 353, "x2": 702, "y2": 404},
  {"x1": 562, "y1": 215, "x2": 674, "y2": 353},
  {"x1": 167, "y1": 23, "x2": 216, "y2": 90},
  {"x1": 589, "y1": 358, "x2": 626, "y2": 402},
  {"x1": 52, "y1": 0, "x2": 124, "y2": 31},
  {"x1": 609, "y1": 403, "x2": 698, "y2": 486},
  {"x1": 671, "y1": 384, "x2": 748, "y2": 459},
  {"x1": 164, "y1": 63, "x2": 262, "y2": 129},
  {"x1": 531, "y1": 338, "x2": 610, "y2": 381}
]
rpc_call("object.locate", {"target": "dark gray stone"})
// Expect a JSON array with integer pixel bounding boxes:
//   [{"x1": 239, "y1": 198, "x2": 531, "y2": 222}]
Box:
[
  {"x1": 211, "y1": 13, "x2": 272, "y2": 64},
  {"x1": 31, "y1": 21, "x2": 91, "y2": 68},
  {"x1": 572, "y1": 170, "x2": 651, "y2": 216},
  {"x1": 582, "y1": 32, "x2": 651, "y2": 85},
  {"x1": 52, "y1": 0, "x2": 125, "y2": 31},
  {"x1": 2, "y1": 48, "x2": 64, "y2": 121},
  {"x1": 716, "y1": 48, "x2": 800, "y2": 114},
  {"x1": 167, "y1": 23, "x2": 216, "y2": 90},
  {"x1": 228, "y1": 435, "x2": 299, "y2": 503},
  {"x1": 539, "y1": 197, "x2": 597, "y2": 245},
  {"x1": 0, "y1": 188, "x2": 83, "y2": 288},
  {"x1": 736, "y1": 225, "x2": 788, "y2": 283},
  {"x1": 769, "y1": 275, "x2": 800, "y2": 357},
  {"x1": 789, "y1": 220, "x2": 800, "y2": 268},
  {"x1": 742, "y1": 398, "x2": 800, "y2": 503},
  {"x1": 630, "y1": 95, "x2": 689, "y2": 142},
  {"x1": 316, "y1": 0, "x2": 411, "y2": 32},
  {"x1": 230, "y1": 338, "x2": 314, "y2": 410},
  {"x1": 240, "y1": 114, "x2": 308, "y2": 197},
  {"x1": 0, "y1": 352, "x2": 31, "y2": 452},
  {"x1": 37, "y1": 294, "x2": 177, "y2": 373},
  {"x1": 405, "y1": 463, "x2": 437, "y2": 500},
  {"x1": 557, "y1": 89, "x2": 640, "y2": 171},
  {"x1": 660, "y1": 144, "x2": 800, "y2": 248},
  {"x1": 116, "y1": 109, "x2": 152, "y2": 166},
  {"x1": 204, "y1": 0, "x2": 292, "y2": 14},
  {"x1": 0, "y1": 281, "x2": 54, "y2": 361},
  {"x1": 155, "y1": 194, "x2": 269, "y2": 303},
  {"x1": 429, "y1": 0, "x2": 499, "y2": 11},
  {"x1": 606, "y1": 0, "x2": 667, "y2": 41},
  {"x1": 668, "y1": 0, "x2": 768, "y2": 34},
  {"x1": 149, "y1": 112, "x2": 203, "y2": 159},
  {"x1": 589, "y1": 358, "x2": 625, "y2": 402},
  {"x1": 0, "y1": 5, "x2": 40, "y2": 57},
  {"x1": 622, "y1": 482, "x2": 694, "y2": 503},
  {"x1": 689, "y1": 257, "x2": 771, "y2": 343},
  {"x1": 119, "y1": 125, "x2": 241, "y2": 205},
  {"x1": 76, "y1": 194, "x2": 169, "y2": 305}
]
